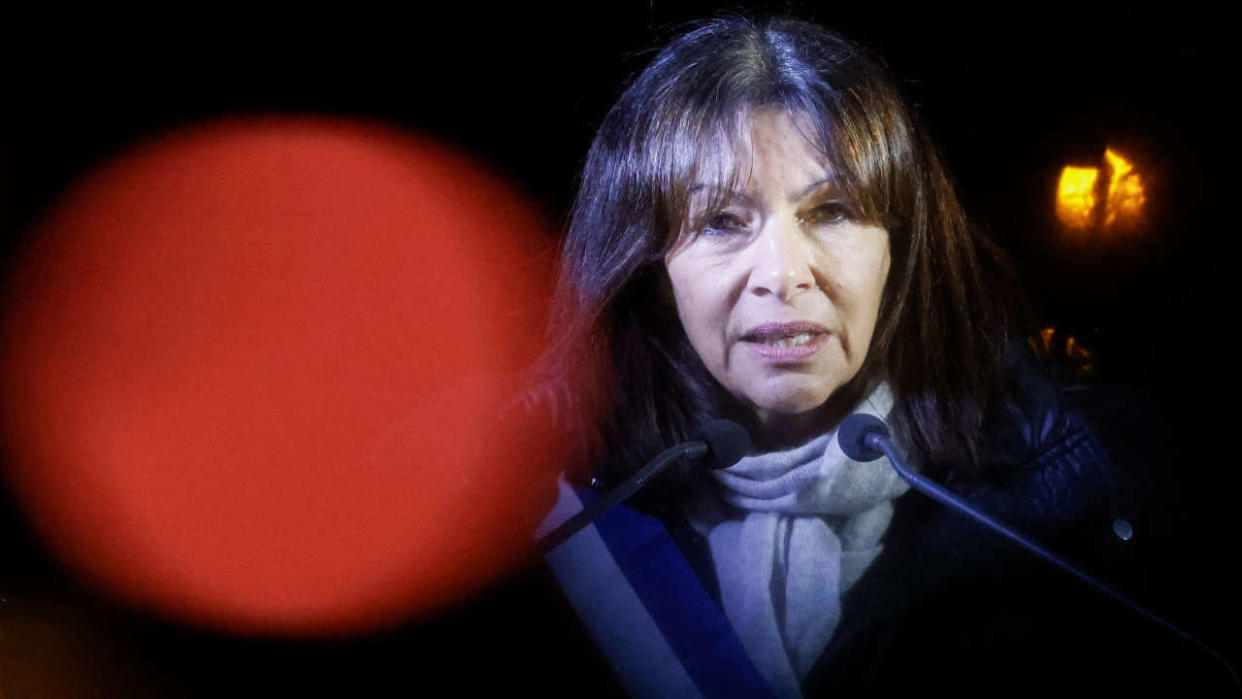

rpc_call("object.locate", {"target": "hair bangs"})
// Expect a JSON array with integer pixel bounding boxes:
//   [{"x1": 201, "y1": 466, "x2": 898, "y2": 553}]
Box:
[
  {"x1": 644, "y1": 105, "x2": 755, "y2": 255},
  {"x1": 770, "y1": 90, "x2": 900, "y2": 231}
]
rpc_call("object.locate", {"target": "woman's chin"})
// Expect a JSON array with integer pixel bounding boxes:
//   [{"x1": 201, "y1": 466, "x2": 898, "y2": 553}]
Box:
[
  {"x1": 748, "y1": 392, "x2": 832, "y2": 431},
  {"x1": 747, "y1": 380, "x2": 835, "y2": 415}
]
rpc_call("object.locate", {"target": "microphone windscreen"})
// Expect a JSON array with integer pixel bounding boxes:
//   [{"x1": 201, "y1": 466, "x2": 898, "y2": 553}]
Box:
[
  {"x1": 695, "y1": 419, "x2": 753, "y2": 470},
  {"x1": 837, "y1": 413, "x2": 889, "y2": 462}
]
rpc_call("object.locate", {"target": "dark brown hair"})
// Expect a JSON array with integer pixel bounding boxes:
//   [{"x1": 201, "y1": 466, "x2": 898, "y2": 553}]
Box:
[{"x1": 532, "y1": 15, "x2": 1016, "y2": 494}]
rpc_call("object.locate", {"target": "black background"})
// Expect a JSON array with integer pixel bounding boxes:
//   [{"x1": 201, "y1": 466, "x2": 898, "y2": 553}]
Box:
[{"x1": 2, "y1": 3, "x2": 1237, "y2": 696}]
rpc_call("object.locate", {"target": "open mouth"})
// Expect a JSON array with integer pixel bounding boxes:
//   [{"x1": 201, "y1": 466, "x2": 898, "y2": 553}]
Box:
[
  {"x1": 739, "y1": 323, "x2": 830, "y2": 360},
  {"x1": 740, "y1": 322, "x2": 828, "y2": 345},
  {"x1": 752, "y1": 331, "x2": 820, "y2": 347}
]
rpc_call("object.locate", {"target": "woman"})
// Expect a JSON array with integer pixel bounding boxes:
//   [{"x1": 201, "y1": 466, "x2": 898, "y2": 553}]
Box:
[{"x1": 531, "y1": 15, "x2": 1185, "y2": 697}]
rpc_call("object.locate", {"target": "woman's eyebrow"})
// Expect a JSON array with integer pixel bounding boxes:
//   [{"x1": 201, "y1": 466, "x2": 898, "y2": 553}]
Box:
[
  {"x1": 687, "y1": 178, "x2": 837, "y2": 205},
  {"x1": 687, "y1": 184, "x2": 756, "y2": 207},
  {"x1": 790, "y1": 177, "x2": 837, "y2": 202}
]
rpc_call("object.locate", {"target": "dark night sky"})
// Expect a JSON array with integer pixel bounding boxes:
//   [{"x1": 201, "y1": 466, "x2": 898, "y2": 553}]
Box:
[{"x1": 2, "y1": 3, "x2": 1236, "y2": 696}]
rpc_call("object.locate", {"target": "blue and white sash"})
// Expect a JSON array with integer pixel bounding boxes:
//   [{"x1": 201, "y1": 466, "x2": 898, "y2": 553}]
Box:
[{"x1": 539, "y1": 478, "x2": 779, "y2": 699}]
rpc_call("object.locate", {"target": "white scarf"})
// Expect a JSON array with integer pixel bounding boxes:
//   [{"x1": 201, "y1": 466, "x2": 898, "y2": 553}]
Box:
[{"x1": 682, "y1": 383, "x2": 909, "y2": 698}]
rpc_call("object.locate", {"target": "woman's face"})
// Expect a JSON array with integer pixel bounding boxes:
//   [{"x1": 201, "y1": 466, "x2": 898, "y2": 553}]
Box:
[{"x1": 663, "y1": 108, "x2": 891, "y2": 434}]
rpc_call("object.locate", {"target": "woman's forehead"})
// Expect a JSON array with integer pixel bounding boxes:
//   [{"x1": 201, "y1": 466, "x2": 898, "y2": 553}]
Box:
[{"x1": 680, "y1": 108, "x2": 831, "y2": 195}]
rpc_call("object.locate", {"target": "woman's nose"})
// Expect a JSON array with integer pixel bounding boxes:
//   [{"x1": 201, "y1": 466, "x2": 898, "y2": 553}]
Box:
[{"x1": 748, "y1": 218, "x2": 815, "y2": 301}]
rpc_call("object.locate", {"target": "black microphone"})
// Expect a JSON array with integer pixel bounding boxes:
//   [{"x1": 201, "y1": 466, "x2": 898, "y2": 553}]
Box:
[
  {"x1": 837, "y1": 413, "x2": 1241, "y2": 691},
  {"x1": 538, "y1": 420, "x2": 752, "y2": 553},
  {"x1": 837, "y1": 412, "x2": 887, "y2": 462},
  {"x1": 696, "y1": 419, "x2": 753, "y2": 470}
]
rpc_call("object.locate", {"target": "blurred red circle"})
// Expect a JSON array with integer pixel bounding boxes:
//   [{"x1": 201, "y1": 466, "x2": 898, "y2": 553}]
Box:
[{"x1": 1, "y1": 116, "x2": 559, "y2": 636}]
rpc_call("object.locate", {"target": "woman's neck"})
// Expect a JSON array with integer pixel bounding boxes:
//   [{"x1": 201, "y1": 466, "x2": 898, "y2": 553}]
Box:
[{"x1": 743, "y1": 390, "x2": 859, "y2": 452}]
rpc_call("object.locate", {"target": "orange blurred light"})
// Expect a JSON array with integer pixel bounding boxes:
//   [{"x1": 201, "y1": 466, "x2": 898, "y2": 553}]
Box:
[
  {"x1": 1056, "y1": 147, "x2": 1147, "y2": 235},
  {"x1": 1104, "y1": 147, "x2": 1146, "y2": 228},
  {"x1": 1056, "y1": 166, "x2": 1098, "y2": 229}
]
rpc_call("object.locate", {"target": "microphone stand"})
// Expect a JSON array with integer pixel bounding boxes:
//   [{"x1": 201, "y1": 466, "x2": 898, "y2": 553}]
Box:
[
  {"x1": 859, "y1": 426, "x2": 1241, "y2": 692},
  {"x1": 537, "y1": 441, "x2": 707, "y2": 554}
]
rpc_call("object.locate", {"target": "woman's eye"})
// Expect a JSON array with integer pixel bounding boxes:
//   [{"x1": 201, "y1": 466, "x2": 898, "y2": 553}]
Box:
[
  {"x1": 702, "y1": 213, "x2": 746, "y2": 235},
  {"x1": 806, "y1": 202, "x2": 854, "y2": 224}
]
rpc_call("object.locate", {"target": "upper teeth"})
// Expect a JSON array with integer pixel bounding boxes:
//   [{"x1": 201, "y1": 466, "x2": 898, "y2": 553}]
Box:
[{"x1": 766, "y1": 332, "x2": 815, "y2": 347}]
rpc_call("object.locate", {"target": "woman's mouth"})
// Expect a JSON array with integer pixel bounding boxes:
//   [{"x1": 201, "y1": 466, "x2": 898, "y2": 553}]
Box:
[
  {"x1": 739, "y1": 323, "x2": 830, "y2": 361},
  {"x1": 762, "y1": 332, "x2": 818, "y2": 347}
]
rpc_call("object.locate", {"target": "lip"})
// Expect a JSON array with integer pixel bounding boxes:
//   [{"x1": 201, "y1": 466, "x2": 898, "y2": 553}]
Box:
[
  {"x1": 738, "y1": 321, "x2": 830, "y2": 363},
  {"x1": 740, "y1": 321, "x2": 829, "y2": 341}
]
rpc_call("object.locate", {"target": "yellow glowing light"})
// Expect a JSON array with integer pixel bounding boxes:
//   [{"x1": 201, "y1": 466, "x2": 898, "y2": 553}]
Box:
[
  {"x1": 1035, "y1": 326, "x2": 1056, "y2": 355},
  {"x1": 1055, "y1": 147, "x2": 1147, "y2": 235},
  {"x1": 1056, "y1": 167, "x2": 1098, "y2": 229},
  {"x1": 1104, "y1": 148, "x2": 1146, "y2": 228},
  {"x1": 1065, "y1": 335, "x2": 1092, "y2": 360}
]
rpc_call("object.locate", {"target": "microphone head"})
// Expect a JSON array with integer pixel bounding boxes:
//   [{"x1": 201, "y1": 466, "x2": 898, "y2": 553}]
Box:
[
  {"x1": 837, "y1": 413, "x2": 889, "y2": 462},
  {"x1": 695, "y1": 419, "x2": 753, "y2": 470}
]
